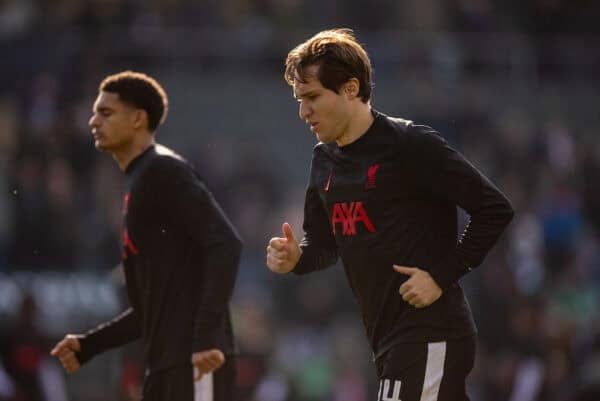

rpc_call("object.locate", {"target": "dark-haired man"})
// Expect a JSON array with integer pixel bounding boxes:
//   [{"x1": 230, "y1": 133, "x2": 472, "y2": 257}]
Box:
[
  {"x1": 51, "y1": 71, "x2": 241, "y2": 401},
  {"x1": 266, "y1": 29, "x2": 514, "y2": 401}
]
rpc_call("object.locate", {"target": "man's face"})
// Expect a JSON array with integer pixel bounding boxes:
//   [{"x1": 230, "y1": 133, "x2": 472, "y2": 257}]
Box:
[
  {"x1": 88, "y1": 91, "x2": 138, "y2": 152},
  {"x1": 293, "y1": 65, "x2": 353, "y2": 144}
]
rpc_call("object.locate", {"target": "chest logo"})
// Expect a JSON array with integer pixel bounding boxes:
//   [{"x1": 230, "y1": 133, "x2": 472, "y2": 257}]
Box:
[
  {"x1": 122, "y1": 192, "x2": 138, "y2": 260},
  {"x1": 331, "y1": 201, "x2": 376, "y2": 236},
  {"x1": 123, "y1": 192, "x2": 131, "y2": 214},
  {"x1": 366, "y1": 164, "x2": 379, "y2": 190},
  {"x1": 123, "y1": 228, "x2": 139, "y2": 257},
  {"x1": 324, "y1": 169, "x2": 333, "y2": 192}
]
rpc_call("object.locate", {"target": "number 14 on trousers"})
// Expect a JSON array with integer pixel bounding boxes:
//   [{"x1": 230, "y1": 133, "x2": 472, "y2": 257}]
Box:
[{"x1": 378, "y1": 379, "x2": 402, "y2": 401}]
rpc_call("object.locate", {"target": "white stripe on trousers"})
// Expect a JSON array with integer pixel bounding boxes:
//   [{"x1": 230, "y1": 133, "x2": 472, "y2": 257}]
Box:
[
  {"x1": 419, "y1": 342, "x2": 446, "y2": 401},
  {"x1": 193, "y1": 368, "x2": 214, "y2": 401}
]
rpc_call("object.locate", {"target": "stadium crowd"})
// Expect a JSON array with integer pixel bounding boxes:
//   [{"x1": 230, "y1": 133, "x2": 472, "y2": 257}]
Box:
[{"x1": 1, "y1": 1, "x2": 600, "y2": 400}]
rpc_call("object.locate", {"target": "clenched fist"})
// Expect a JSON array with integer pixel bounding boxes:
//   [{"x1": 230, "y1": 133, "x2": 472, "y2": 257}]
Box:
[
  {"x1": 192, "y1": 349, "x2": 225, "y2": 381},
  {"x1": 50, "y1": 334, "x2": 81, "y2": 373}
]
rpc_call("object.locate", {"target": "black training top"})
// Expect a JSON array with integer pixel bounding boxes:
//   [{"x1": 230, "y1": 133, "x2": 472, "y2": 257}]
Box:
[
  {"x1": 77, "y1": 144, "x2": 242, "y2": 373},
  {"x1": 294, "y1": 110, "x2": 514, "y2": 360}
]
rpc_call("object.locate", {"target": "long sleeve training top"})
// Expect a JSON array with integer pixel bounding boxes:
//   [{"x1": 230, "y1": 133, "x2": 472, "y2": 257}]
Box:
[
  {"x1": 77, "y1": 144, "x2": 242, "y2": 372},
  {"x1": 294, "y1": 110, "x2": 514, "y2": 360}
]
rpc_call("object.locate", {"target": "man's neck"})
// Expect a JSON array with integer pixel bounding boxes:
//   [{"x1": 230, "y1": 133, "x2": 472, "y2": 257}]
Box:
[
  {"x1": 336, "y1": 103, "x2": 374, "y2": 147},
  {"x1": 112, "y1": 135, "x2": 155, "y2": 171}
]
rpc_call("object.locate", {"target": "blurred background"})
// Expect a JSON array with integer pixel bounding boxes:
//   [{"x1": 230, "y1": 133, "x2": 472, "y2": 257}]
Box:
[{"x1": 1, "y1": 0, "x2": 600, "y2": 400}]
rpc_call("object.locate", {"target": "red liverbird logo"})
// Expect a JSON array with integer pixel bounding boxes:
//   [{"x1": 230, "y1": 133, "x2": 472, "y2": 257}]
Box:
[{"x1": 366, "y1": 164, "x2": 379, "y2": 190}]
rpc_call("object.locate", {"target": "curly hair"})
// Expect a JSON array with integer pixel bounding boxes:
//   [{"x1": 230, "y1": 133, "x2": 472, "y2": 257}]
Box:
[{"x1": 100, "y1": 71, "x2": 169, "y2": 131}]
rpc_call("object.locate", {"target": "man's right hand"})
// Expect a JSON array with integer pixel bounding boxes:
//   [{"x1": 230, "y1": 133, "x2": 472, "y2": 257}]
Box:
[
  {"x1": 50, "y1": 334, "x2": 81, "y2": 373},
  {"x1": 266, "y1": 223, "x2": 302, "y2": 273}
]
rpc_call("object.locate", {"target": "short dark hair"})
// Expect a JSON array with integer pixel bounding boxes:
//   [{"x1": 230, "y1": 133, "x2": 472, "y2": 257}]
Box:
[
  {"x1": 100, "y1": 71, "x2": 168, "y2": 131},
  {"x1": 285, "y1": 28, "x2": 373, "y2": 103}
]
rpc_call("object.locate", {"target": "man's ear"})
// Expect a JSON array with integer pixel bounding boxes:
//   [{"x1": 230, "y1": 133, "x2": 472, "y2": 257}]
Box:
[
  {"x1": 132, "y1": 109, "x2": 149, "y2": 130},
  {"x1": 343, "y1": 78, "x2": 360, "y2": 99}
]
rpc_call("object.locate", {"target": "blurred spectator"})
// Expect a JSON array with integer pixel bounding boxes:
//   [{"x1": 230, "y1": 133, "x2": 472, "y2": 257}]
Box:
[
  {"x1": 0, "y1": 0, "x2": 37, "y2": 39},
  {"x1": 1, "y1": 294, "x2": 67, "y2": 401},
  {"x1": 0, "y1": 97, "x2": 18, "y2": 269},
  {"x1": 8, "y1": 156, "x2": 48, "y2": 270},
  {"x1": 540, "y1": 183, "x2": 582, "y2": 276}
]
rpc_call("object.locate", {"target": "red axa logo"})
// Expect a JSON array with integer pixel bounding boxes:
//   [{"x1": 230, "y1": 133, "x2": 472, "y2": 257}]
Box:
[
  {"x1": 366, "y1": 164, "x2": 379, "y2": 190},
  {"x1": 331, "y1": 201, "x2": 376, "y2": 236}
]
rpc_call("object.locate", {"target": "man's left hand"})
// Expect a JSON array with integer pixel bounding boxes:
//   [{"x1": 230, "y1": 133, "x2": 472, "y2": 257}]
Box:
[
  {"x1": 393, "y1": 265, "x2": 442, "y2": 308},
  {"x1": 192, "y1": 349, "x2": 225, "y2": 381}
]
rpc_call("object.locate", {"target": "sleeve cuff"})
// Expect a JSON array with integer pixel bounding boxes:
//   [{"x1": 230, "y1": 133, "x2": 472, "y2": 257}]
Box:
[
  {"x1": 292, "y1": 248, "x2": 311, "y2": 275},
  {"x1": 193, "y1": 312, "x2": 226, "y2": 352},
  {"x1": 75, "y1": 334, "x2": 96, "y2": 365},
  {"x1": 192, "y1": 330, "x2": 221, "y2": 353},
  {"x1": 427, "y1": 253, "x2": 471, "y2": 290}
]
